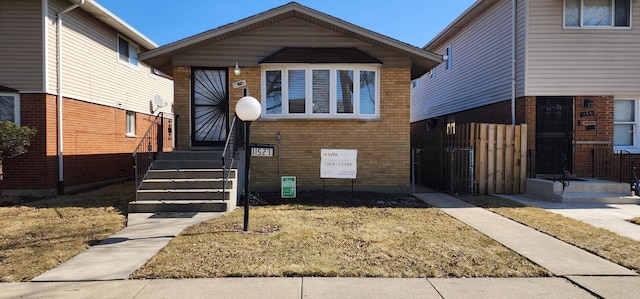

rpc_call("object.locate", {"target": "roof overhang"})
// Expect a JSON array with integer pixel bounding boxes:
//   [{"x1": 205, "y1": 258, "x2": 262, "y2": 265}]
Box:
[
  {"x1": 139, "y1": 2, "x2": 442, "y2": 79},
  {"x1": 67, "y1": 0, "x2": 158, "y2": 50}
]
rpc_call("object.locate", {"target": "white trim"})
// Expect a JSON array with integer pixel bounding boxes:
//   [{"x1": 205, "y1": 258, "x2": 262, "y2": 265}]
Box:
[
  {"x1": 563, "y1": 0, "x2": 632, "y2": 29},
  {"x1": 613, "y1": 98, "x2": 639, "y2": 150},
  {"x1": 261, "y1": 64, "x2": 380, "y2": 120},
  {"x1": 117, "y1": 34, "x2": 140, "y2": 68},
  {"x1": 0, "y1": 92, "x2": 21, "y2": 125},
  {"x1": 42, "y1": 0, "x2": 48, "y2": 93}
]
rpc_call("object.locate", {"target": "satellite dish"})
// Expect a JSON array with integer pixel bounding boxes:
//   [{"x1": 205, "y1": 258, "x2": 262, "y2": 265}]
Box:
[{"x1": 154, "y1": 95, "x2": 167, "y2": 108}]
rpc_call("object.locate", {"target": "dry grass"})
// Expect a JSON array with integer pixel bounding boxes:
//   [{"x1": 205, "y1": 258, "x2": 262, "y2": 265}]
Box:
[
  {"x1": 629, "y1": 217, "x2": 640, "y2": 225},
  {"x1": 461, "y1": 195, "x2": 640, "y2": 273},
  {"x1": 132, "y1": 202, "x2": 550, "y2": 279},
  {"x1": 0, "y1": 182, "x2": 130, "y2": 282}
]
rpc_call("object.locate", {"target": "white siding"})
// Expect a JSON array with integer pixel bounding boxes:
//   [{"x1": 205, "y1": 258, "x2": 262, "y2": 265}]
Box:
[
  {"x1": 526, "y1": 0, "x2": 640, "y2": 97},
  {"x1": 46, "y1": 0, "x2": 173, "y2": 116},
  {"x1": 411, "y1": 0, "x2": 515, "y2": 122},
  {"x1": 0, "y1": 0, "x2": 44, "y2": 92}
]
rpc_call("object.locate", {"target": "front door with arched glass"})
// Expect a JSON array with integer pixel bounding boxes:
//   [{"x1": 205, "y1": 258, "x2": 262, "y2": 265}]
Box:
[{"x1": 191, "y1": 67, "x2": 229, "y2": 147}]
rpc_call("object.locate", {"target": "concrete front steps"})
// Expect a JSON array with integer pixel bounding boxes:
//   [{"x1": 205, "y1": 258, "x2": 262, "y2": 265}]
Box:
[
  {"x1": 526, "y1": 178, "x2": 640, "y2": 204},
  {"x1": 129, "y1": 151, "x2": 238, "y2": 213}
]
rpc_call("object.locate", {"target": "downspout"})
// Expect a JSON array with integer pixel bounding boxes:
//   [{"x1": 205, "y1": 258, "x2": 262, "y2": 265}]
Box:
[
  {"x1": 511, "y1": 0, "x2": 517, "y2": 125},
  {"x1": 56, "y1": 0, "x2": 84, "y2": 194}
]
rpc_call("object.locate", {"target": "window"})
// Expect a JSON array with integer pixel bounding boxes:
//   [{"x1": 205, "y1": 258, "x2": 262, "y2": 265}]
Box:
[
  {"x1": 0, "y1": 93, "x2": 20, "y2": 124},
  {"x1": 126, "y1": 111, "x2": 136, "y2": 136},
  {"x1": 118, "y1": 36, "x2": 139, "y2": 66},
  {"x1": 445, "y1": 46, "x2": 452, "y2": 70},
  {"x1": 565, "y1": 0, "x2": 631, "y2": 28},
  {"x1": 262, "y1": 65, "x2": 379, "y2": 119},
  {"x1": 614, "y1": 99, "x2": 638, "y2": 148}
]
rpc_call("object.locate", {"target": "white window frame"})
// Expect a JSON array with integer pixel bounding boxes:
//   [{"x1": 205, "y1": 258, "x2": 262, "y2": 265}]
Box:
[
  {"x1": 445, "y1": 46, "x2": 452, "y2": 70},
  {"x1": 614, "y1": 98, "x2": 640, "y2": 152},
  {"x1": 0, "y1": 92, "x2": 20, "y2": 125},
  {"x1": 117, "y1": 35, "x2": 139, "y2": 67},
  {"x1": 563, "y1": 0, "x2": 632, "y2": 29},
  {"x1": 261, "y1": 64, "x2": 380, "y2": 120},
  {"x1": 126, "y1": 111, "x2": 136, "y2": 137}
]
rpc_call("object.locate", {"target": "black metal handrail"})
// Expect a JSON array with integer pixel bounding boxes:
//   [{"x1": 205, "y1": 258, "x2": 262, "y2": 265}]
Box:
[
  {"x1": 221, "y1": 115, "x2": 242, "y2": 199},
  {"x1": 132, "y1": 112, "x2": 164, "y2": 200}
]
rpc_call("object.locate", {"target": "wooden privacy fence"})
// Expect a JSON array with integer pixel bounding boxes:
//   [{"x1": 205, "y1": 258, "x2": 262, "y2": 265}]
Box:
[{"x1": 415, "y1": 123, "x2": 528, "y2": 194}]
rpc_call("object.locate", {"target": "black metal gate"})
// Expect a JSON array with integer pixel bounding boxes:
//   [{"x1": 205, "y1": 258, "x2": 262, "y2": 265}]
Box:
[{"x1": 535, "y1": 97, "x2": 574, "y2": 178}]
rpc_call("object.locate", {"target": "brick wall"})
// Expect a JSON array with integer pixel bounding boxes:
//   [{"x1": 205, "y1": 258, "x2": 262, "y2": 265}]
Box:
[
  {"x1": 410, "y1": 96, "x2": 617, "y2": 179},
  {"x1": 244, "y1": 67, "x2": 411, "y2": 192},
  {"x1": 3, "y1": 94, "x2": 171, "y2": 196},
  {"x1": 173, "y1": 66, "x2": 191, "y2": 150}
]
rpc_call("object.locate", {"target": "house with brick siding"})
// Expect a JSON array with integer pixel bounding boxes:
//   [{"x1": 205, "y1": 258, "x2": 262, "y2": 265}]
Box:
[
  {"x1": 411, "y1": 0, "x2": 640, "y2": 182},
  {"x1": 0, "y1": 0, "x2": 173, "y2": 197},
  {"x1": 139, "y1": 2, "x2": 442, "y2": 193}
]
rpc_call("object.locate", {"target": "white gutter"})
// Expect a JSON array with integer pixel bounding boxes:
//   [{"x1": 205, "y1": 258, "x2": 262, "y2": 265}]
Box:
[
  {"x1": 56, "y1": 0, "x2": 84, "y2": 194},
  {"x1": 511, "y1": 0, "x2": 517, "y2": 125}
]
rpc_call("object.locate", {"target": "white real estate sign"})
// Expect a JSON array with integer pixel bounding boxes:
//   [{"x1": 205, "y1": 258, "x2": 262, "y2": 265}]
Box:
[{"x1": 320, "y1": 149, "x2": 357, "y2": 179}]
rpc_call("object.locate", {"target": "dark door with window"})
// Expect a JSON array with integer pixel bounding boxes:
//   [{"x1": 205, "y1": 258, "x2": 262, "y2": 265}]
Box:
[
  {"x1": 191, "y1": 68, "x2": 229, "y2": 146},
  {"x1": 535, "y1": 97, "x2": 574, "y2": 177}
]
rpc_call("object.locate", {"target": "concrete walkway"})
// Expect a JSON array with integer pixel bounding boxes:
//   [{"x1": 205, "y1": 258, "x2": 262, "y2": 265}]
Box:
[
  {"x1": 501, "y1": 194, "x2": 640, "y2": 241},
  {"x1": 33, "y1": 212, "x2": 224, "y2": 282},
  {"x1": 3, "y1": 192, "x2": 638, "y2": 298},
  {"x1": 414, "y1": 192, "x2": 638, "y2": 277}
]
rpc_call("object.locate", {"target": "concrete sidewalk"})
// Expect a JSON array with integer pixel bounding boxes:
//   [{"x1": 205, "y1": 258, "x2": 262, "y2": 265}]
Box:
[
  {"x1": 0, "y1": 277, "x2": 612, "y2": 299},
  {"x1": 33, "y1": 212, "x2": 224, "y2": 282}
]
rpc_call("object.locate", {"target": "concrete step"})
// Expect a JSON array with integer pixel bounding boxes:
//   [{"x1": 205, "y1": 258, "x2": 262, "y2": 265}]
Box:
[
  {"x1": 136, "y1": 189, "x2": 230, "y2": 200},
  {"x1": 157, "y1": 151, "x2": 222, "y2": 161},
  {"x1": 526, "y1": 178, "x2": 637, "y2": 203},
  {"x1": 558, "y1": 192, "x2": 640, "y2": 204},
  {"x1": 140, "y1": 178, "x2": 232, "y2": 190},
  {"x1": 128, "y1": 200, "x2": 227, "y2": 213},
  {"x1": 151, "y1": 160, "x2": 223, "y2": 170},
  {"x1": 145, "y1": 169, "x2": 235, "y2": 179}
]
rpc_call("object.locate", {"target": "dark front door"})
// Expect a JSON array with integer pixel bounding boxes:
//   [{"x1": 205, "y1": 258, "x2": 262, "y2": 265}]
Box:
[
  {"x1": 191, "y1": 68, "x2": 229, "y2": 146},
  {"x1": 535, "y1": 97, "x2": 574, "y2": 177}
]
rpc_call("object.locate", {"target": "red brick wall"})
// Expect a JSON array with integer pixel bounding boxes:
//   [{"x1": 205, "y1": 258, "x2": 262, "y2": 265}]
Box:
[{"x1": 3, "y1": 94, "x2": 172, "y2": 195}]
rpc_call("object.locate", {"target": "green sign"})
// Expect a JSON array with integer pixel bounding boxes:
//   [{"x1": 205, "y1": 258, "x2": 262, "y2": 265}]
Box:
[{"x1": 281, "y1": 176, "x2": 296, "y2": 198}]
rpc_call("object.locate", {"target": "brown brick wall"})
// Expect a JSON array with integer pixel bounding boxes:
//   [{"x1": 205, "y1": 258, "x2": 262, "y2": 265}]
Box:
[
  {"x1": 232, "y1": 67, "x2": 411, "y2": 191},
  {"x1": 3, "y1": 94, "x2": 171, "y2": 195},
  {"x1": 174, "y1": 66, "x2": 191, "y2": 150}
]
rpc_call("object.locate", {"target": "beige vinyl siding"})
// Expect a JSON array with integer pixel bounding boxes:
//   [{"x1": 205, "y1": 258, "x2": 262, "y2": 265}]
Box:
[
  {"x1": 46, "y1": 0, "x2": 173, "y2": 116},
  {"x1": 172, "y1": 18, "x2": 412, "y2": 69},
  {"x1": 526, "y1": 0, "x2": 640, "y2": 96},
  {"x1": 411, "y1": 0, "x2": 515, "y2": 122},
  {"x1": 0, "y1": 0, "x2": 44, "y2": 92}
]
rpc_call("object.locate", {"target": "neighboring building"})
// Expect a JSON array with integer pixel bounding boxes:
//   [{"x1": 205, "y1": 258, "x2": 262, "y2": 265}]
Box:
[
  {"x1": 140, "y1": 2, "x2": 442, "y2": 193},
  {"x1": 411, "y1": 0, "x2": 640, "y2": 179},
  {"x1": 0, "y1": 0, "x2": 173, "y2": 197}
]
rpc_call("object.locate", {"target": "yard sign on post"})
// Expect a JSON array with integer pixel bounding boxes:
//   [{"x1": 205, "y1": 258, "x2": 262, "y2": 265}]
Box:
[
  {"x1": 321, "y1": 149, "x2": 358, "y2": 179},
  {"x1": 320, "y1": 149, "x2": 357, "y2": 202}
]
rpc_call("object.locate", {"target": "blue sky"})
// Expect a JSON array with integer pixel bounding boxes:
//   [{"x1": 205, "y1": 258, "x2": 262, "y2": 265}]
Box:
[{"x1": 96, "y1": 0, "x2": 477, "y2": 48}]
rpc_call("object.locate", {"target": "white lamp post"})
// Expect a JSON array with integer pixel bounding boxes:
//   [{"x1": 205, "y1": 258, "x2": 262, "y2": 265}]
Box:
[{"x1": 235, "y1": 96, "x2": 261, "y2": 232}]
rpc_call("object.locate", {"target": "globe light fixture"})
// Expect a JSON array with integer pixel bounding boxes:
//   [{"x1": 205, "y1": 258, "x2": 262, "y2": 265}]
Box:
[
  {"x1": 235, "y1": 96, "x2": 261, "y2": 231},
  {"x1": 234, "y1": 62, "x2": 242, "y2": 76}
]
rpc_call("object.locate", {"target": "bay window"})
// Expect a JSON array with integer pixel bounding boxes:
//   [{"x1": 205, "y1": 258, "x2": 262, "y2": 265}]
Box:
[{"x1": 262, "y1": 65, "x2": 379, "y2": 119}]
